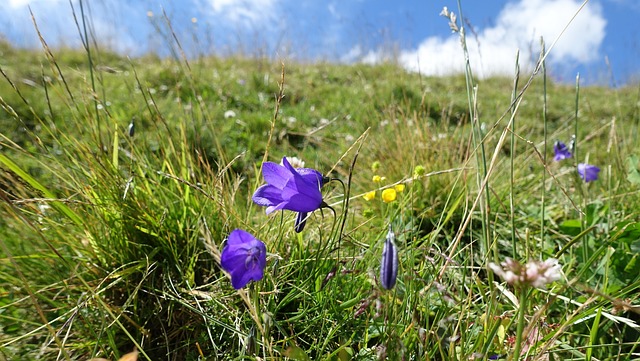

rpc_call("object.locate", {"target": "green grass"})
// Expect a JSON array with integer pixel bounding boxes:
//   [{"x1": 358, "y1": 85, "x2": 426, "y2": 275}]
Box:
[{"x1": 1, "y1": 13, "x2": 640, "y2": 360}]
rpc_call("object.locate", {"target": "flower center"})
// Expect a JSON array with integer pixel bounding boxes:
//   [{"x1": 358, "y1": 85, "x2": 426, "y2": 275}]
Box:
[{"x1": 245, "y1": 247, "x2": 261, "y2": 270}]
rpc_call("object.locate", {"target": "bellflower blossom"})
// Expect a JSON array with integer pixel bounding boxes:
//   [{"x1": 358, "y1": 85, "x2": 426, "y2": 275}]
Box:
[
  {"x1": 380, "y1": 226, "x2": 399, "y2": 290},
  {"x1": 577, "y1": 163, "x2": 600, "y2": 182},
  {"x1": 220, "y1": 229, "x2": 267, "y2": 289},
  {"x1": 252, "y1": 157, "x2": 325, "y2": 214},
  {"x1": 553, "y1": 141, "x2": 572, "y2": 161}
]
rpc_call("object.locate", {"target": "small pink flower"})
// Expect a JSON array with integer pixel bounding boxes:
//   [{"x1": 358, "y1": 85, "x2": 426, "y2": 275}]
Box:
[{"x1": 489, "y1": 258, "x2": 562, "y2": 288}]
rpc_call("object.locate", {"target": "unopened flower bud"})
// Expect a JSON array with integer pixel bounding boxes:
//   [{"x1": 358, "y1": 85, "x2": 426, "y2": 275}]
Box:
[{"x1": 380, "y1": 226, "x2": 398, "y2": 290}]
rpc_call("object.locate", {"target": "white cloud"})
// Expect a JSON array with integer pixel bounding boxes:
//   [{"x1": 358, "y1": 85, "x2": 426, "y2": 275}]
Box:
[
  {"x1": 397, "y1": 0, "x2": 606, "y2": 78},
  {"x1": 204, "y1": 0, "x2": 279, "y2": 25}
]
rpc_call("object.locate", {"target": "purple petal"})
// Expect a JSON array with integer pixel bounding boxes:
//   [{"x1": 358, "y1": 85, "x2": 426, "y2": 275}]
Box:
[
  {"x1": 221, "y1": 234, "x2": 252, "y2": 271},
  {"x1": 285, "y1": 193, "x2": 323, "y2": 213},
  {"x1": 261, "y1": 161, "x2": 292, "y2": 189},
  {"x1": 290, "y1": 171, "x2": 323, "y2": 203},
  {"x1": 252, "y1": 184, "x2": 284, "y2": 207},
  {"x1": 253, "y1": 185, "x2": 288, "y2": 214},
  {"x1": 221, "y1": 252, "x2": 246, "y2": 272},
  {"x1": 266, "y1": 204, "x2": 287, "y2": 214},
  {"x1": 227, "y1": 229, "x2": 254, "y2": 246},
  {"x1": 281, "y1": 156, "x2": 294, "y2": 172},
  {"x1": 296, "y1": 168, "x2": 324, "y2": 187},
  {"x1": 270, "y1": 167, "x2": 323, "y2": 212},
  {"x1": 230, "y1": 264, "x2": 264, "y2": 289}
]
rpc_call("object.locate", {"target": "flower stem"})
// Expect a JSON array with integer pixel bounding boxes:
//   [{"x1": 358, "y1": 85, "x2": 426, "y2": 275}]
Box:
[{"x1": 512, "y1": 287, "x2": 528, "y2": 360}]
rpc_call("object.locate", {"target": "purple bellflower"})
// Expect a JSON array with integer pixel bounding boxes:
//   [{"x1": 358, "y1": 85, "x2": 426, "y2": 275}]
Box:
[
  {"x1": 577, "y1": 163, "x2": 600, "y2": 182},
  {"x1": 220, "y1": 229, "x2": 267, "y2": 289},
  {"x1": 253, "y1": 157, "x2": 325, "y2": 214},
  {"x1": 380, "y1": 226, "x2": 399, "y2": 290},
  {"x1": 553, "y1": 141, "x2": 572, "y2": 161}
]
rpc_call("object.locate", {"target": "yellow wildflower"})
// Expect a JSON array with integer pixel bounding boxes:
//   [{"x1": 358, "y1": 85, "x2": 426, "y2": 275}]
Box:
[
  {"x1": 394, "y1": 184, "x2": 405, "y2": 193},
  {"x1": 372, "y1": 175, "x2": 386, "y2": 183},
  {"x1": 363, "y1": 191, "x2": 376, "y2": 201},
  {"x1": 381, "y1": 188, "x2": 397, "y2": 203}
]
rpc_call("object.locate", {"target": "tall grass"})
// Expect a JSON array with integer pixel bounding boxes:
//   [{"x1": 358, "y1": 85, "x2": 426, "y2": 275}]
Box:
[{"x1": 1, "y1": 2, "x2": 640, "y2": 361}]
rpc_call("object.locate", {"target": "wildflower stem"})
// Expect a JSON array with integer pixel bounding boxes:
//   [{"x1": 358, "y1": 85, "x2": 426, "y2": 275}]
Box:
[
  {"x1": 251, "y1": 285, "x2": 263, "y2": 356},
  {"x1": 512, "y1": 287, "x2": 528, "y2": 361},
  {"x1": 540, "y1": 38, "x2": 547, "y2": 258},
  {"x1": 262, "y1": 62, "x2": 285, "y2": 167},
  {"x1": 456, "y1": 0, "x2": 492, "y2": 263},
  {"x1": 321, "y1": 203, "x2": 340, "y2": 257},
  {"x1": 510, "y1": 49, "x2": 520, "y2": 258},
  {"x1": 573, "y1": 73, "x2": 580, "y2": 171},
  {"x1": 574, "y1": 74, "x2": 588, "y2": 263},
  {"x1": 77, "y1": 0, "x2": 103, "y2": 151},
  {"x1": 328, "y1": 178, "x2": 346, "y2": 261},
  {"x1": 334, "y1": 142, "x2": 362, "y2": 263}
]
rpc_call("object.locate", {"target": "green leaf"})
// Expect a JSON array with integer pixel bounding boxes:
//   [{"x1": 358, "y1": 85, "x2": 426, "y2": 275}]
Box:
[
  {"x1": 624, "y1": 254, "x2": 639, "y2": 273},
  {"x1": 626, "y1": 155, "x2": 640, "y2": 185},
  {"x1": 284, "y1": 345, "x2": 311, "y2": 361},
  {"x1": 337, "y1": 347, "x2": 353, "y2": 361},
  {"x1": 586, "y1": 307, "x2": 602, "y2": 361},
  {"x1": 559, "y1": 219, "x2": 582, "y2": 236}
]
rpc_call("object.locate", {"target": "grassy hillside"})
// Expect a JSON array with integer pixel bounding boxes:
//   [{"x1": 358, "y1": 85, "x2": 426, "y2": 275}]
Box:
[{"x1": 1, "y1": 34, "x2": 640, "y2": 360}]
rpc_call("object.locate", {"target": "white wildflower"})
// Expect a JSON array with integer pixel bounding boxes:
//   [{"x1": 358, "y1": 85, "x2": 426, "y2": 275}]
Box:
[
  {"x1": 489, "y1": 258, "x2": 562, "y2": 288},
  {"x1": 530, "y1": 258, "x2": 562, "y2": 288}
]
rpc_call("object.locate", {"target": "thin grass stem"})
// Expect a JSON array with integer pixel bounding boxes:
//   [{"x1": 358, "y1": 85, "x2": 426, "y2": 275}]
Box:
[
  {"x1": 541, "y1": 38, "x2": 548, "y2": 259},
  {"x1": 510, "y1": 50, "x2": 520, "y2": 258},
  {"x1": 512, "y1": 287, "x2": 529, "y2": 361}
]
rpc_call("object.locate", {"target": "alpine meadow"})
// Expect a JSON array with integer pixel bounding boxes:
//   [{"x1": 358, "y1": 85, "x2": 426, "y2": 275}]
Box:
[{"x1": 2, "y1": 2, "x2": 640, "y2": 361}]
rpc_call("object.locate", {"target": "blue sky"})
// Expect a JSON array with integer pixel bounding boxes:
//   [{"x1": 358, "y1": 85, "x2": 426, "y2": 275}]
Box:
[{"x1": 2, "y1": 0, "x2": 639, "y2": 86}]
